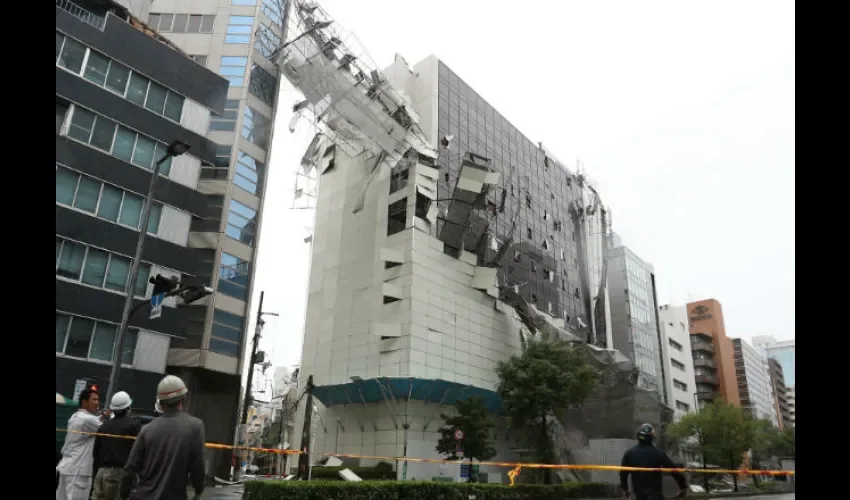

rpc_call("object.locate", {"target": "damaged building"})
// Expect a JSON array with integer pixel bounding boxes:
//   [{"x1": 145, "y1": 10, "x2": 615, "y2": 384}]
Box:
[{"x1": 278, "y1": 1, "x2": 669, "y2": 483}]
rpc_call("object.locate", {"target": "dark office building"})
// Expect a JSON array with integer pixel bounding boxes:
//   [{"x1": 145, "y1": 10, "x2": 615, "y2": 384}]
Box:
[{"x1": 56, "y1": 0, "x2": 233, "y2": 476}]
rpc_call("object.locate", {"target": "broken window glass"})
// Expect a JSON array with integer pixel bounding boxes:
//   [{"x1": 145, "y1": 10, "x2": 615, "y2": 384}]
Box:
[
  {"x1": 390, "y1": 168, "x2": 409, "y2": 194},
  {"x1": 415, "y1": 192, "x2": 431, "y2": 220}
]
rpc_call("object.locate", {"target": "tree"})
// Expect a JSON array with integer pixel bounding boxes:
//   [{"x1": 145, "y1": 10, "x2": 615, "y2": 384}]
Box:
[
  {"x1": 496, "y1": 340, "x2": 598, "y2": 484},
  {"x1": 749, "y1": 418, "x2": 780, "y2": 485},
  {"x1": 435, "y1": 397, "x2": 496, "y2": 482},
  {"x1": 668, "y1": 402, "x2": 754, "y2": 492},
  {"x1": 667, "y1": 409, "x2": 712, "y2": 492}
]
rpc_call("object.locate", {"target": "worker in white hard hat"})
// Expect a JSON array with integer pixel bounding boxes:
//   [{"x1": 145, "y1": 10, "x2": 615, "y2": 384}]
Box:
[
  {"x1": 57, "y1": 387, "x2": 111, "y2": 500},
  {"x1": 120, "y1": 375, "x2": 206, "y2": 500},
  {"x1": 92, "y1": 391, "x2": 141, "y2": 500}
]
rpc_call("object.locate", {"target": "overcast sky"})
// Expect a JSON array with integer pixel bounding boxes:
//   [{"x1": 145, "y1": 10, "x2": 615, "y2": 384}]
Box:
[{"x1": 247, "y1": 0, "x2": 795, "y2": 376}]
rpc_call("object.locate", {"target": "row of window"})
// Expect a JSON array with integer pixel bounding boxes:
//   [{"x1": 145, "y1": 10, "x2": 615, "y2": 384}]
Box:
[
  {"x1": 671, "y1": 359, "x2": 686, "y2": 371},
  {"x1": 248, "y1": 65, "x2": 277, "y2": 108},
  {"x1": 219, "y1": 57, "x2": 249, "y2": 87},
  {"x1": 60, "y1": 103, "x2": 175, "y2": 177},
  {"x1": 147, "y1": 13, "x2": 216, "y2": 34},
  {"x1": 57, "y1": 237, "x2": 151, "y2": 298},
  {"x1": 255, "y1": 23, "x2": 282, "y2": 60},
  {"x1": 673, "y1": 379, "x2": 688, "y2": 392},
  {"x1": 234, "y1": 151, "x2": 265, "y2": 195},
  {"x1": 227, "y1": 15, "x2": 255, "y2": 44},
  {"x1": 56, "y1": 165, "x2": 163, "y2": 236},
  {"x1": 211, "y1": 308, "x2": 246, "y2": 358},
  {"x1": 219, "y1": 252, "x2": 250, "y2": 301},
  {"x1": 56, "y1": 32, "x2": 185, "y2": 124},
  {"x1": 56, "y1": 312, "x2": 137, "y2": 366},
  {"x1": 208, "y1": 98, "x2": 271, "y2": 151},
  {"x1": 230, "y1": 0, "x2": 285, "y2": 26},
  {"x1": 226, "y1": 200, "x2": 258, "y2": 246}
]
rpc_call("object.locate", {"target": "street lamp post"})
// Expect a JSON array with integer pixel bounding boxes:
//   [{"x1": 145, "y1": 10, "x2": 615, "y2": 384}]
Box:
[{"x1": 104, "y1": 140, "x2": 191, "y2": 407}]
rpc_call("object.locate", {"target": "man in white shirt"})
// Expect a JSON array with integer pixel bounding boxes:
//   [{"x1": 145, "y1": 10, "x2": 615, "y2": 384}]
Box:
[{"x1": 57, "y1": 388, "x2": 111, "y2": 500}]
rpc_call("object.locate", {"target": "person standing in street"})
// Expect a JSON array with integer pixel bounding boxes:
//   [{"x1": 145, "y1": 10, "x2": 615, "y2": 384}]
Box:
[
  {"x1": 119, "y1": 375, "x2": 206, "y2": 500},
  {"x1": 620, "y1": 424, "x2": 688, "y2": 500},
  {"x1": 92, "y1": 391, "x2": 141, "y2": 500},
  {"x1": 57, "y1": 388, "x2": 111, "y2": 500}
]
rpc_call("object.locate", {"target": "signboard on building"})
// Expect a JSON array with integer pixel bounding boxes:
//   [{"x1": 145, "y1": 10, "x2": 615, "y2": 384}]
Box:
[{"x1": 689, "y1": 305, "x2": 713, "y2": 322}]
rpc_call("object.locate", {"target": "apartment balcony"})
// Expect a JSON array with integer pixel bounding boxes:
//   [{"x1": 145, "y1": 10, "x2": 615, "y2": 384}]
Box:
[
  {"x1": 693, "y1": 357, "x2": 717, "y2": 369},
  {"x1": 691, "y1": 340, "x2": 715, "y2": 354},
  {"x1": 696, "y1": 391, "x2": 717, "y2": 402},
  {"x1": 56, "y1": 0, "x2": 105, "y2": 29},
  {"x1": 695, "y1": 373, "x2": 719, "y2": 386}
]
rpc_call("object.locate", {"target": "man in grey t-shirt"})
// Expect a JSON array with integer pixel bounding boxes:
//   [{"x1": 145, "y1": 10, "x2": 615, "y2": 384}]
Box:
[{"x1": 120, "y1": 375, "x2": 205, "y2": 500}]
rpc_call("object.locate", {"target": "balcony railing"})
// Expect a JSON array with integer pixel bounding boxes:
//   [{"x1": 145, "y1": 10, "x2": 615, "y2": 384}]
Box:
[
  {"x1": 696, "y1": 391, "x2": 716, "y2": 401},
  {"x1": 56, "y1": 0, "x2": 105, "y2": 30},
  {"x1": 695, "y1": 373, "x2": 719, "y2": 385},
  {"x1": 691, "y1": 340, "x2": 715, "y2": 353},
  {"x1": 693, "y1": 357, "x2": 717, "y2": 369}
]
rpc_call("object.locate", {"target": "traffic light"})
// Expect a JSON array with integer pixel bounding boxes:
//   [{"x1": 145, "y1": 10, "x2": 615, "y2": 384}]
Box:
[
  {"x1": 179, "y1": 285, "x2": 214, "y2": 305},
  {"x1": 150, "y1": 274, "x2": 180, "y2": 296}
]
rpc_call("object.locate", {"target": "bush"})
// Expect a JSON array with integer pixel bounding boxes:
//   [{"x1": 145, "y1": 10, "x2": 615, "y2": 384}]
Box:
[{"x1": 243, "y1": 480, "x2": 619, "y2": 499}]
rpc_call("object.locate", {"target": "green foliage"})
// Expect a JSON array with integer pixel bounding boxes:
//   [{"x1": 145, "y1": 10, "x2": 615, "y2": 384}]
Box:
[
  {"x1": 773, "y1": 427, "x2": 795, "y2": 458},
  {"x1": 243, "y1": 479, "x2": 618, "y2": 499},
  {"x1": 496, "y1": 340, "x2": 598, "y2": 482},
  {"x1": 435, "y1": 397, "x2": 497, "y2": 463},
  {"x1": 667, "y1": 402, "x2": 757, "y2": 491}
]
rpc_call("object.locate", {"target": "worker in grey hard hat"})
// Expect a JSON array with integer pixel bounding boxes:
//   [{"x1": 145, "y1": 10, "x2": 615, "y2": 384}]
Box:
[
  {"x1": 92, "y1": 391, "x2": 140, "y2": 500},
  {"x1": 119, "y1": 376, "x2": 206, "y2": 500}
]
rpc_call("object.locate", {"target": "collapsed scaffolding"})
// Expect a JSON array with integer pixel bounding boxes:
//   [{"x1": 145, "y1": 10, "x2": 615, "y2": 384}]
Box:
[{"x1": 277, "y1": 0, "x2": 672, "y2": 481}]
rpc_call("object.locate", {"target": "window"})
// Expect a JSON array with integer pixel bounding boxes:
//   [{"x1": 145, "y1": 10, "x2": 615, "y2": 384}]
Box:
[
  {"x1": 56, "y1": 312, "x2": 139, "y2": 365},
  {"x1": 671, "y1": 359, "x2": 686, "y2": 371},
  {"x1": 226, "y1": 200, "x2": 258, "y2": 245},
  {"x1": 261, "y1": 0, "x2": 284, "y2": 25},
  {"x1": 248, "y1": 64, "x2": 277, "y2": 107},
  {"x1": 673, "y1": 379, "x2": 688, "y2": 392},
  {"x1": 63, "y1": 105, "x2": 175, "y2": 176},
  {"x1": 210, "y1": 99, "x2": 241, "y2": 131},
  {"x1": 388, "y1": 199, "x2": 407, "y2": 236},
  {"x1": 234, "y1": 151, "x2": 265, "y2": 194},
  {"x1": 210, "y1": 309, "x2": 245, "y2": 358},
  {"x1": 56, "y1": 165, "x2": 164, "y2": 235},
  {"x1": 675, "y1": 401, "x2": 690, "y2": 412},
  {"x1": 203, "y1": 144, "x2": 232, "y2": 180},
  {"x1": 255, "y1": 23, "x2": 282, "y2": 60},
  {"x1": 219, "y1": 253, "x2": 250, "y2": 301},
  {"x1": 56, "y1": 101, "x2": 69, "y2": 134},
  {"x1": 669, "y1": 338, "x2": 683, "y2": 352},
  {"x1": 56, "y1": 237, "x2": 152, "y2": 297},
  {"x1": 56, "y1": 34, "x2": 186, "y2": 123},
  {"x1": 189, "y1": 55, "x2": 208, "y2": 67},
  {"x1": 226, "y1": 16, "x2": 255, "y2": 43},
  {"x1": 57, "y1": 35, "x2": 86, "y2": 73},
  {"x1": 219, "y1": 57, "x2": 249, "y2": 87},
  {"x1": 241, "y1": 106, "x2": 271, "y2": 149},
  {"x1": 148, "y1": 13, "x2": 215, "y2": 33}
]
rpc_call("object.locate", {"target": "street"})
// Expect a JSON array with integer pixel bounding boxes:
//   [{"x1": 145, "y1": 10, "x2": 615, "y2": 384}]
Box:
[{"x1": 198, "y1": 483, "x2": 794, "y2": 499}]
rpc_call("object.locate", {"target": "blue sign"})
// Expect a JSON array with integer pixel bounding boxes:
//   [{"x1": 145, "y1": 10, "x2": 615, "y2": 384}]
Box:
[
  {"x1": 150, "y1": 293, "x2": 165, "y2": 319},
  {"x1": 460, "y1": 463, "x2": 471, "y2": 478}
]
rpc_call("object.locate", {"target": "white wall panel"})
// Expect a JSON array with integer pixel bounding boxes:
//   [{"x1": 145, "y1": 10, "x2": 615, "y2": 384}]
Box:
[
  {"x1": 158, "y1": 206, "x2": 190, "y2": 246},
  {"x1": 133, "y1": 330, "x2": 171, "y2": 373},
  {"x1": 168, "y1": 154, "x2": 201, "y2": 189},
  {"x1": 180, "y1": 99, "x2": 211, "y2": 136}
]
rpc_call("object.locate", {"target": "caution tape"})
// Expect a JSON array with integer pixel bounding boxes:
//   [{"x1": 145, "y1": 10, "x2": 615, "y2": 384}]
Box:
[{"x1": 57, "y1": 428, "x2": 795, "y2": 476}]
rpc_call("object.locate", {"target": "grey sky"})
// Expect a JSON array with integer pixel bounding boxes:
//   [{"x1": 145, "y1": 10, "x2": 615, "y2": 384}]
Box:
[{"x1": 248, "y1": 0, "x2": 795, "y2": 372}]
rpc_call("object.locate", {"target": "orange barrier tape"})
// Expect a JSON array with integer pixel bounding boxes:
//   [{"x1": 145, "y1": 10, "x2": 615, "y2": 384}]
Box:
[{"x1": 57, "y1": 428, "x2": 795, "y2": 476}]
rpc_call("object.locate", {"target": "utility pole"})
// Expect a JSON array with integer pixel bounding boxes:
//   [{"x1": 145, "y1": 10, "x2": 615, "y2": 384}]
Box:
[
  {"x1": 235, "y1": 291, "x2": 277, "y2": 481},
  {"x1": 296, "y1": 375, "x2": 315, "y2": 480}
]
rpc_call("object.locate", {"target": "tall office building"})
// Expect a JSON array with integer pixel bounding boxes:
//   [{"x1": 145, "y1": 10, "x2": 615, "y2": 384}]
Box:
[
  {"x1": 687, "y1": 299, "x2": 740, "y2": 407},
  {"x1": 657, "y1": 305, "x2": 697, "y2": 419},
  {"x1": 753, "y1": 335, "x2": 795, "y2": 427},
  {"x1": 56, "y1": 0, "x2": 227, "y2": 415},
  {"x1": 128, "y1": 0, "x2": 289, "y2": 476},
  {"x1": 280, "y1": 20, "x2": 622, "y2": 476},
  {"x1": 606, "y1": 235, "x2": 665, "y2": 398},
  {"x1": 732, "y1": 339, "x2": 778, "y2": 425},
  {"x1": 766, "y1": 358, "x2": 792, "y2": 430}
]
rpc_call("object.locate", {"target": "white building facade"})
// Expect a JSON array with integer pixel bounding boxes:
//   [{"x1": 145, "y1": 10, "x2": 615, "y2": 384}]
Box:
[
  {"x1": 733, "y1": 339, "x2": 778, "y2": 426},
  {"x1": 657, "y1": 305, "x2": 697, "y2": 419}
]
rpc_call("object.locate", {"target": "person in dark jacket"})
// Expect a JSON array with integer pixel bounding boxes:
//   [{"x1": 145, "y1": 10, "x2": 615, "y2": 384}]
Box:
[
  {"x1": 120, "y1": 375, "x2": 206, "y2": 500},
  {"x1": 93, "y1": 391, "x2": 141, "y2": 500},
  {"x1": 620, "y1": 424, "x2": 688, "y2": 500}
]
